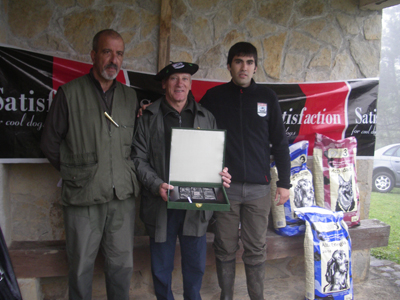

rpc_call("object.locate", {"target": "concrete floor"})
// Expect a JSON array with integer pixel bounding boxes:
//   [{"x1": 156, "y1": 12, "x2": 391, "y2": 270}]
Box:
[{"x1": 134, "y1": 256, "x2": 400, "y2": 300}]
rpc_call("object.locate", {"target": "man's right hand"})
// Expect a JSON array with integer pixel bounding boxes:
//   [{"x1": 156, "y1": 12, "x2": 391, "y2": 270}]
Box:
[{"x1": 159, "y1": 183, "x2": 174, "y2": 202}]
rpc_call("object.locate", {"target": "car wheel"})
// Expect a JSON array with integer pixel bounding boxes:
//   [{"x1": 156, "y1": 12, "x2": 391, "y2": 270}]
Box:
[{"x1": 373, "y1": 171, "x2": 394, "y2": 193}]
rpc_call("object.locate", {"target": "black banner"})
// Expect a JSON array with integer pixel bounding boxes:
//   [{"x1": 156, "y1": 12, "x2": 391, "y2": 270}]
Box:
[{"x1": 0, "y1": 45, "x2": 378, "y2": 161}]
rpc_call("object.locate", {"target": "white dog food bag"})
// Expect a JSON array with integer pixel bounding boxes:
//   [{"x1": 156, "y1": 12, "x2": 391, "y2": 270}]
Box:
[
  {"x1": 295, "y1": 206, "x2": 353, "y2": 300},
  {"x1": 313, "y1": 133, "x2": 360, "y2": 228},
  {"x1": 271, "y1": 141, "x2": 315, "y2": 236}
]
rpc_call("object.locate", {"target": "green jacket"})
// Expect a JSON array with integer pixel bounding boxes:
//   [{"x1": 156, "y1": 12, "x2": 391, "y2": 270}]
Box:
[
  {"x1": 60, "y1": 74, "x2": 139, "y2": 206},
  {"x1": 132, "y1": 97, "x2": 217, "y2": 242}
]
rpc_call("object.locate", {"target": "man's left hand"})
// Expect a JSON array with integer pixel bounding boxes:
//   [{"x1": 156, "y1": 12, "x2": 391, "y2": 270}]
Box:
[
  {"x1": 219, "y1": 167, "x2": 231, "y2": 188},
  {"x1": 275, "y1": 187, "x2": 290, "y2": 206}
]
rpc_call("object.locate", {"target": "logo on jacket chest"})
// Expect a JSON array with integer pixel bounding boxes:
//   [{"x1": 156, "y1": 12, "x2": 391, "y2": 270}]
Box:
[{"x1": 257, "y1": 103, "x2": 267, "y2": 117}]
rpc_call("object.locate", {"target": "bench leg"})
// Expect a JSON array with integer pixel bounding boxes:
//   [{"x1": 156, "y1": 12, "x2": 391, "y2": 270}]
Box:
[
  {"x1": 17, "y1": 278, "x2": 42, "y2": 300},
  {"x1": 352, "y1": 249, "x2": 371, "y2": 283}
]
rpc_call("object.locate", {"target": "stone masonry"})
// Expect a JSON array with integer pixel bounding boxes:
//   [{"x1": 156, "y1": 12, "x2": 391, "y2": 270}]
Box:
[{"x1": 0, "y1": 0, "x2": 381, "y2": 82}]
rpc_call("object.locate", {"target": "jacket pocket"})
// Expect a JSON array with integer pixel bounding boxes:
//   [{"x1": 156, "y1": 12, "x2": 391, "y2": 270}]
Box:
[
  {"x1": 202, "y1": 210, "x2": 213, "y2": 222},
  {"x1": 60, "y1": 154, "x2": 98, "y2": 205},
  {"x1": 119, "y1": 148, "x2": 140, "y2": 198},
  {"x1": 120, "y1": 124, "x2": 135, "y2": 147}
]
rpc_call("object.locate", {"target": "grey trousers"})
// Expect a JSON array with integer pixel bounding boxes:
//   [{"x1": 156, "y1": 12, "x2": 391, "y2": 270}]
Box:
[
  {"x1": 213, "y1": 190, "x2": 271, "y2": 265},
  {"x1": 63, "y1": 198, "x2": 135, "y2": 300}
]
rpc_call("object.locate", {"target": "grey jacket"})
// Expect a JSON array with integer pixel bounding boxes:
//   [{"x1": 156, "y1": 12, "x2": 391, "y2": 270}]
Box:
[{"x1": 131, "y1": 97, "x2": 217, "y2": 242}]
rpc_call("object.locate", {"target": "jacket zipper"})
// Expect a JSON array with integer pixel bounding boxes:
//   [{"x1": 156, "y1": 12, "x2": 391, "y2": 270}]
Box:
[
  {"x1": 109, "y1": 126, "x2": 114, "y2": 190},
  {"x1": 175, "y1": 112, "x2": 182, "y2": 127},
  {"x1": 240, "y1": 88, "x2": 246, "y2": 181}
]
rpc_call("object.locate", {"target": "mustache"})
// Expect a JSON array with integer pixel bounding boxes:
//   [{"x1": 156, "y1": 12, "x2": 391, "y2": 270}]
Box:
[{"x1": 105, "y1": 63, "x2": 118, "y2": 70}]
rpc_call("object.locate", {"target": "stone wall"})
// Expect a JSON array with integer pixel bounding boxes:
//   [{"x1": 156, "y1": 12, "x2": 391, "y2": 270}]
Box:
[
  {"x1": 0, "y1": 0, "x2": 381, "y2": 80},
  {"x1": 0, "y1": 164, "x2": 10, "y2": 244}
]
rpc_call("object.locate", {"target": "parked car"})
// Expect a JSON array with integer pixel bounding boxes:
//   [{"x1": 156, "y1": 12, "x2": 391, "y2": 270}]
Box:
[{"x1": 373, "y1": 143, "x2": 400, "y2": 193}]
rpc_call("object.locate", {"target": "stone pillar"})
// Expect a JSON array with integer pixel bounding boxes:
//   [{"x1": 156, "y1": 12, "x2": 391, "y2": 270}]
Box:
[
  {"x1": 0, "y1": 163, "x2": 11, "y2": 245},
  {"x1": 18, "y1": 278, "x2": 42, "y2": 300}
]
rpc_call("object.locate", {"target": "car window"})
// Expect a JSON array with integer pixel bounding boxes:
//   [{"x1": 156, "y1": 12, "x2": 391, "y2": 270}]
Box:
[
  {"x1": 383, "y1": 146, "x2": 399, "y2": 156},
  {"x1": 395, "y1": 147, "x2": 400, "y2": 157}
]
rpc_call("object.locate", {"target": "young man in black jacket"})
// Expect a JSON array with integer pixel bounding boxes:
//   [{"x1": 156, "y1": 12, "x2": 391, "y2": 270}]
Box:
[{"x1": 200, "y1": 42, "x2": 291, "y2": 300}]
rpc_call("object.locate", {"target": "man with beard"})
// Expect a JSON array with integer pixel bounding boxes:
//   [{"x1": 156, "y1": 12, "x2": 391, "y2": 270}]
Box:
[{"x1": 41, "y1": 29, "x2": 140, "y2": 300}]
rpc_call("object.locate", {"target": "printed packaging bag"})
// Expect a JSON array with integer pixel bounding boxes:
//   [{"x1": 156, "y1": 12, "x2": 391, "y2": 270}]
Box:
[
  {"x1": 271, "y1": 141, "x2": 315, "y2": 236},
  {"x1": 313, "y1": 133, "x2": 360, "y2": 227},
  {"x1": 295, "y1": 206, "x2": 353, "y2": 300}
]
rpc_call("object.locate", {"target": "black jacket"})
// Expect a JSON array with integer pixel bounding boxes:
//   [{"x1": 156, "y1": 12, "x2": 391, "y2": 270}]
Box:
[{"x1": 200, "y1": 80, "x2": 291, "y2": 188}]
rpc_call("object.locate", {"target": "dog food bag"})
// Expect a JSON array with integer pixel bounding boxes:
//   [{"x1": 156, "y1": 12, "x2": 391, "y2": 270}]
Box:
[
  {"x1": 295, "y1": 206, "x2": 353, "y2": 300},
  {"x1": 271, "y1": 141, "x2": 315, "y2": 236},
  {"x1": 270, "y1": 164, "x2": 286, "y2": 229},
  {"x1": 313, "y1": 133, "x2": 360, "y2": 228}
]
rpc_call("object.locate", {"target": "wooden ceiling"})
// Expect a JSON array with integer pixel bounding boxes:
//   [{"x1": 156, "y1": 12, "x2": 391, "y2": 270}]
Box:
[{"x1": 360, "y1": 0, "x2": 400, "y2": 10}]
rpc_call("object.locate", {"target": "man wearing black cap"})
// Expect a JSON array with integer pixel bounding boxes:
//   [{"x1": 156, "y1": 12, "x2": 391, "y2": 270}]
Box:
[{"x1": 131, "y1": 62, "x2": 231, "y2": 300}]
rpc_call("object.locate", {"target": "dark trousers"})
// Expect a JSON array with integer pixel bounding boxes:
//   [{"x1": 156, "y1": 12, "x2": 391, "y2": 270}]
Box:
[
  {"x1": 63, "y1": 198, "x2": 135, "y2": 300},
  {"x1": 213, "y1": 193, "x2": 271, "y2": 265},
  {"x1": 150, "y1": 209, "x2": 207, "y2": 300}
]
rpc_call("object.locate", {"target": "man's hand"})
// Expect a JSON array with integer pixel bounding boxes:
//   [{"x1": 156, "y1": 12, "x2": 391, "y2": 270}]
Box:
[
  {"x1": 219, "y1": 167, "x2": 231, "y2": 188},
  {"x1": 159, "y1": 182, "x2": 174, "y2": 202},
  {"x1": 275, "y1": 187, "x2": 290, "y2": 206},
  {"x1": 137, "y1": 101, "x2": 153, "y2": 117}
]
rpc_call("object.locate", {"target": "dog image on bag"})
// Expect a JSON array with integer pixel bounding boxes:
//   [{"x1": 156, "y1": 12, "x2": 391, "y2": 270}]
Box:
[
  {"x1": 336, "y1": 175, "x2": 355, "y2": 212},
  {"x1": 324, "y1": 250, "x2": 349, "y2": 293},
  {"x1": 313, "y1": 133, "x2": 360, "y2": 228},
  {"x1": 294, "y1": 178, "x2": 315, "y2": 208},
  {"x1": 295, "y1": 206, "x2": 353, "y2": 300},
  {"x1": 270, "y1": 141, "x2": 315, "y2": 236}
]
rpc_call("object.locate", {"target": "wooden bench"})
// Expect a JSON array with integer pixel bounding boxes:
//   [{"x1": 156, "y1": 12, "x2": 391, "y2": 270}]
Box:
[{"x1": 9, "y1": 218, "x2": 390, "y2": 279}]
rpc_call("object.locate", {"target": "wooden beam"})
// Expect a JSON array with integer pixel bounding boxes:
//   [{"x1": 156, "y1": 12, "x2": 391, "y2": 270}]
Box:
[
  {"x1": 158, "y1": 0, "x2": 172, "y2": 71},
  {"x1": 360, "y1": 0, "x2": 400, "y2": 10}
]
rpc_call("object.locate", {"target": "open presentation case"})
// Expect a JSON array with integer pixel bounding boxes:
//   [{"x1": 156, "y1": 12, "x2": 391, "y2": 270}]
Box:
[{"x1": 167, "y1": 128, "x2": 230, "y2": 211}]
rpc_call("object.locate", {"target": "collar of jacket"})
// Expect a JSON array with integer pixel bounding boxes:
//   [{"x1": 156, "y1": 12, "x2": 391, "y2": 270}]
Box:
[
  {"x1": 88, "y1": 68, "x2": 117, "y2": 93},
  {"x1": 228, "y1": 78, "x2": 257, "y2": 92},
  {"x1": 161, "y1": 95, "x2": 195, "y2": 118}
]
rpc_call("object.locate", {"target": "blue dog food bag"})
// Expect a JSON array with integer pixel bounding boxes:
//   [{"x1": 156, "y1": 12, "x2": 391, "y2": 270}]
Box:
[
  {"x1": 270, "y1": 141, "x2": 315, "y2": 236},
  {"x1": 295, "y1": 206, "x2": 353, "y2": 300}
]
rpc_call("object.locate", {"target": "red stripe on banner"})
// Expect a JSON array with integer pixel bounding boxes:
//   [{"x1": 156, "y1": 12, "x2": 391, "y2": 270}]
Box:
[
  {"x1": 191, "y1": 79, "x2": 225, "y2": 102},
  {"x1": 295, "y1": 82, "x2": 350, "y2": 152},
  {"x1": 52, "y1": 57, "x2": 126, "y2": 91}
]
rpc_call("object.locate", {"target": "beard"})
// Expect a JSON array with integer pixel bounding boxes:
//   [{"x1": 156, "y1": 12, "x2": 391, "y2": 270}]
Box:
[{"x1": 101, "y1": 63, "x2": 119, "y2": 80}]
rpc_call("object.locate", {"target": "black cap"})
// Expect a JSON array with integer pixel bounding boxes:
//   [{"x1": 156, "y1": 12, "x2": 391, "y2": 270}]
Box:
[{"x1": 154, "y1": 62, "x2": 199, "y2": 81}]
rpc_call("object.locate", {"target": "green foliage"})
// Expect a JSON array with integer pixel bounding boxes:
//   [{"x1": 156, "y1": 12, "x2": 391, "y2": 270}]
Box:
[{"x1": 369, "y1": 188, "x2": 400, "y2": 264}]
